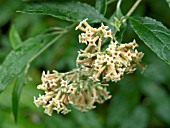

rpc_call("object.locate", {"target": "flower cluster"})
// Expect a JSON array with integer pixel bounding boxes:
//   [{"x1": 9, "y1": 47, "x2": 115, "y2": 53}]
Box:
[
  {"x1": 34, "y1": 70, "x2": 111, "y2": 116},
  {"x1": 76, "y1": 19, "x2": 144, "y2": 83},
  {"x1": 34, "y1": 19, "x2": 144, "y2": 116}
]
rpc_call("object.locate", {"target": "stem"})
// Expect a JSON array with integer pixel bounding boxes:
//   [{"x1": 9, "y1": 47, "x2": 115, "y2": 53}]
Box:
[
  {"x1": 24, "y1": 34, "x2": 63, "y2": 74},
  {"x1": 65, "y1": 69, "x2": 79, "y2": 75},
  {"x1": 35, "y1": 35, "x2": 63, "y2": 61},
  {"x1": 24, "y1": 24, "x2": 75, "y2": 74},
  {"x1": 77, "y1": 58, "x2": 92, "y2": 64},
  {"x1": 97, "y1": 38, "x2": 101, "y2": 53},
  {"x1": 126, "y1": 0, "x2": 142, "y2": 16},
  {"x1": 107, "y1": 0, "x2": 116, "y2": 5},
  {"x1": 111, "y1": 0, "x2": 142, "y2": 40}
]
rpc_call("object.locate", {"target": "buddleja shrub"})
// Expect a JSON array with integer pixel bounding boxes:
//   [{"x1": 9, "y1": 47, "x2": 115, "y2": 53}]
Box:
[
  {"x1": 0, "y1": 0, "x2": 170, "y2": 122},
  {"x1": 34, "y1": 19, "x2": 144, "y2": 115}
]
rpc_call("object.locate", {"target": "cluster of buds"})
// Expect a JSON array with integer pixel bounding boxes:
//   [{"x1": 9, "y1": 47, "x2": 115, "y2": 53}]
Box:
[{"x1": 34, "y1": 19, "x2": 144, "y2": 116}]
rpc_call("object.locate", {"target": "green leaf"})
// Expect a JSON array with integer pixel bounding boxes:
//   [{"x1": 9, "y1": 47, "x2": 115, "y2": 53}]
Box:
[
  {"x1": 95, "y1": 0, "x2": 107, "y2": 15},
  {"x1": 0, "y1": 30, "x2": 65, "y2": 93},
  {"x1": 9, "y1": 25, "x2": 22, "y2": 49},
  {"x1": 12, "y1": 72, "x2": 24, "y2": 123},
  {"x1": 19, "y1": 2, "x2": 107, "y2": 23},
  {"x1": 141, "y1": 82, "x2": 170, "y2": 125},
  {"x1": 166, "y1": 0, "x2": 170, "y2": 7},
  {"x1": 120, "y1": 105, "x2": 149, "y2": 128},
  {"x1": 128, "y1": 17, "x2": 170, "y2": 66},
  {"x1": 71, "y1": 110, "x2": 102, "y2": 128},
  {"x1": 0, "y1": 35, "x2": 44, "y2": 93},
  {"x1": 107, "y1": 83, "x2": 140, "y2": 127},
  {"x1": 114, "y1": 17, "x2": 121, "y2": 31}
]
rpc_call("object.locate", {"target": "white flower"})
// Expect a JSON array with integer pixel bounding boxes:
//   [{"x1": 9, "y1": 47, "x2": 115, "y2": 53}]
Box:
[
  {"x1": 107, "y1": 57, "x2": 116, "y2": 65},
  {"x1": 106, "y1": 41, "x2": 117, "y2": 53},
  {"x1": 53, "y1": 104, "x2": 63, "y2": 114},
  {"x1": 122, "y1": 50, "x2": 132, "y2": 61},
  {"x1": 34, "y1": 95, "x2": 46, "y2": 108},
  {"x1": 50, "y1": 98, "x2": 59, "y2": 106},
  {"x1": 106, "y1": 72, "x2": 118, "y2": 81},
  {"x1": 85, "y1": 32, "x2": 93, "y2": 40},
  {"x1": 104, "y1": 54, "x2": 115, "y2": 65},
  {"x1": 44, "y1": 91, "x2": 54, "y2": 101},
  {"x1": 103, "y1": 74, "x2": 111, "y2": 82},
  {"x1": 116, "y1": 67, "x2": 125, "y2": 76},
  {"x1": 89, "y1": 74, "x2": 100, "y2": 82},
  {"x1": 60, "y1": 79, "x2": 68, "y2": 87},
  {"x1": 131, "y1": 49, "x2": 138, "y2": 58},
  {"x1": 75, "y1": 18, "x2": 89, "y2": 30},
  {"x1": 61, "y1": 108, "x2": 71, "y2": 115},
  {"x1": 95, "y1": 54, "x2": 105, "y2": 64},
  {"x1": 98, "y1": 23, "x2": 108, "y2": 32},
  {"x1": 112, "y1": 74, "x2": 121, "y2": 82},
  {"x1": 104, "y1": 29, "x2": 112, "y2": 38},
  {"x1": 132, "y1": 39, "x2": 138, "y2": 49},
  {"x1": 44, "y1": 104, "x2": 53, "y2": 116},
  {"x1": 41, "y1": 71, "x2": 48, "y2": 82},
  {"x1": 78, "y1": 34, "x2": 87, "y2": 44},
  {"x1": 136, "y1": 52, "x2": 144, "y2": 61},
  {"x1": 112, "y1": 51, "x2": 121, "y2": 58},
  {"x1": 48, "y1": 79, "x2": 57, "y2": 88},
  {"x1": 37, "y1": 84, "x2": 47, "y2": 90},
  {"x1": 93, "y1": 63, "x2": 103, "y2": 71},
  {"x1": 67, "y1": 84, "x2": 76, "y2": 94},
  {"x1": 87, "y1": 36, "x2": 99, "y2": 46},
  {"x1": 104, "y1": 54, "x2": 110, "y2": 62}
]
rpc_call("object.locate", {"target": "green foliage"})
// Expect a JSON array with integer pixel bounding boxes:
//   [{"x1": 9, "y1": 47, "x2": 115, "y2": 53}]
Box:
[
  {"x1": 95, "y1": 0, "x2": 107, "y2": 15},
  {"x1": 0, "y1": 28, "x2": 67, "y2": 93},
  {"x1": 141, "y1": 81, "x2": 170, "y2": 125},
  {"x1": 120, "y1": 105, "x2": 148, "y2": 128},
  {"x1": 129, "y1": 16, "x2": 170, "y2": 66},
  {"x1": 12, "y1": 72, "x2": 24, "y2": 122},
  {"x1": 19, "y1": 1, "x2": 107, "y2": 23},
  {"x1": 166, "y1": 0, "x2": 170, "y2": 7},
  {"x1": 109, "y1": 0, "x2": 127, "y2": 42},
  {"x1": 107, "y1": 81, "x2": 141, "y2": 127},
  {"x1": 9, "y1": 25, "x2": 22, "y2": 49},
  {"x1": 0, "y1": 35, "x2": 45, "y2": 93},
  {"x1": 109, "y1": 0, "x2": 123, "y2": 21},
  {"x1": 0, "y1": 0, "x2": 170, "y2": 127}
]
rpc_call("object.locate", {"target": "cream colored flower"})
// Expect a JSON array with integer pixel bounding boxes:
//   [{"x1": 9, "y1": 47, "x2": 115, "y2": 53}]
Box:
[
  {"x1": 60, "y1": 79, "x2": 68, "y2": 87},
  {"x1": 104, "y1": 29, "x2": 112, "y2": 38},
  {"x1": 98, "y1": 23, "x2": 108, "y2": 32}
]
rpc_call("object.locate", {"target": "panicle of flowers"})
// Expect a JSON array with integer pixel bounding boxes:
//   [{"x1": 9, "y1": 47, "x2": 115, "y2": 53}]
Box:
[
  {"x1": 34, "y1": 69, "x2": 111, "y2": 116},
  {"x1": 76, "y1": 18, "x2": 144, "y2": 83},
  {"x1": 34, "y1": 18, "x2": 144, "y2": 116}
]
